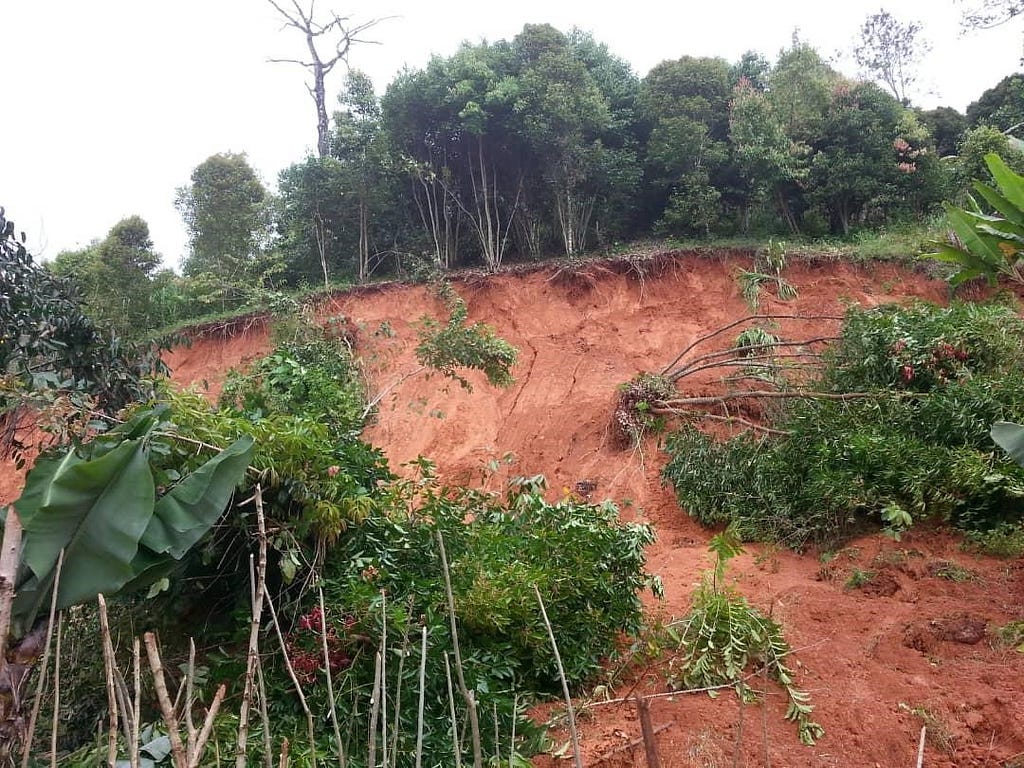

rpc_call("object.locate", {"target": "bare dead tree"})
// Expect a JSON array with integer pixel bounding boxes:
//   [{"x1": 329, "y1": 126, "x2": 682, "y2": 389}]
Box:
[{"x1": 266, "y1": 1, "x2": 385, "y2": 157}]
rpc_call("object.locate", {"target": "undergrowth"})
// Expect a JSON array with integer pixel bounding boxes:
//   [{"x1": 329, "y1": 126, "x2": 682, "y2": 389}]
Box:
[
  {"x1": 663, "y1": 302, "x2": 1024, "y2": 548},
  {"x1": 667, "y1": 527, "x2": 823, "y2": 745}
]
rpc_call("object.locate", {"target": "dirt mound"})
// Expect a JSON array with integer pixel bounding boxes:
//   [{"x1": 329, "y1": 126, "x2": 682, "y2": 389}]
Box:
[{"x1": 15, "y1": 252, "x2": 1024, "y2": 766}]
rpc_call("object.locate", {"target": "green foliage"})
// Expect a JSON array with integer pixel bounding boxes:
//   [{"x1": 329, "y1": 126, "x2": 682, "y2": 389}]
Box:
[
  {"x1": 175, "y1": 152, "x2": 268, "y2": 281},
  {"x1": 10, "y1": 405, "x2": 253, "y2": 631},
  {"x1": 257, "y1": 469, "x2": 659, "y2": 766},
  {"x1": 415, "y1": 286, "x2": 518, "y2": 390},
  {"x1": 50, "y1": 216, "x2": 164, "y2": 340},
  {"x1": 737, "y1": 238, "x2": 797, "y2": 309},
  {"x1": 220, "y1": 326, "x2": 365, "y2": 439},
  {"x1": 667, "y1": 526, "x2": 823, "y2": 745},
  {"x1": 663, "y1": 302, "x2": 1024, "y2": 548},
  {"x1": 0, "y1": 207, "x2": 166, "y2": 463},
  {"x1": 963, "y1": 522, "x2": 1024, "y2": 558},
  {"x1": 926, "y1": 153, "x2": 1024, "y2": 286}
]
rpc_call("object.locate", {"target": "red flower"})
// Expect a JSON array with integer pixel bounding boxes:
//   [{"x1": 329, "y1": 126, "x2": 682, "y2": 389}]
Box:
[{"x1": 901, "y1": 365, "x2": 915, "y2": 382}]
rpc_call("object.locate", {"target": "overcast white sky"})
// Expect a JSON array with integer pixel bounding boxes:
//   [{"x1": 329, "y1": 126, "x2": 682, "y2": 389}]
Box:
[{"x1": 1, "y1": 1, "x2": 1020, "y2": 269}]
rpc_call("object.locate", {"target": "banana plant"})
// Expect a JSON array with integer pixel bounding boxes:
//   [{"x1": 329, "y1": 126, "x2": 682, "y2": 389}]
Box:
[
  {"x1": 0, "y1": 405, "x2": 254, "y2": 760},
  {"x1": 926, "y1": 152, "x2": 1024, "y2": 287},
  {"x1": 992, "y1": 421, "x2": 1024, "y2": 467}
]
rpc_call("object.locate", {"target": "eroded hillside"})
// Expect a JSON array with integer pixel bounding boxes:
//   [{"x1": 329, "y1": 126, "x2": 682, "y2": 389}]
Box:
[{"x1": 154, "y1": 253, "x2": 1024, "y2": 765}]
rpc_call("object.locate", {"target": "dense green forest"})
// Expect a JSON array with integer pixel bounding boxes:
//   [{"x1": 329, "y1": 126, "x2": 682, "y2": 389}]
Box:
[{"x1": 43, "y1": 23, "x2": 1024, "y2": 338}]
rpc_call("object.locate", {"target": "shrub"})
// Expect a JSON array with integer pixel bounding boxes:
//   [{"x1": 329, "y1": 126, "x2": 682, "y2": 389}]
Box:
[
  {"x1": 667, "y1": 527, "x2": 822, "y2": 745},
  {"x1": 663, "y1": 302, "x2": 1024, "y2": 548},
  {"x1": 256, "y1": 470, "x2": 660, "y2": 766}
]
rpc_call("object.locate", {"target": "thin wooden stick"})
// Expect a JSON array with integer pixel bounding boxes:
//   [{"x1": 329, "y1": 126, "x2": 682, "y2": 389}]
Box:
[
  {"x1": 442, "y1": 653, "x2": 463, "y2": 768},
  {"x1": 49, "y1": 612, "x2": 62, "y2": 768},
  {"x1": 21, "y1": 549, "x2": 63, "y2": 768},
  {"x1": 656, "y1": 410, "x2": 791, "y2": 436},
  {"x1": 97, "y1": 594, "x2": 120, "y2": 767},
  {"x1": 256, "y1": 660, "x2": 273, "y2": 768},
  {"x1": 636, "y1": 696, "x2": 662, "y2": 768},
  {"x1": 132, "y1": 638, "x2": 141, "y2": 768},
  {"x1": 659, "y1": 389, "x2": 924, "y2": 408},
  {"x1": 916, "y1": 725, "x2": 926, "y2": 768},
  {"x1": 368, "y1": 652, "x2": 382, "y2": 768},
  {"x1": 660, "y1": 314, "x2": 843, "y2": 376},
  {"x1": 436, "y1": 532, "x2": 482, "y2": 768},
  {"x1": 389, "y1": 601, "x2": 414, "y2": 768},
  {"x1": 189, "y1": 684, "x2": 227, "y2": 768},
  {"x1": 236, "y1": 486, "x2": 269, "y2": 768},
  {"x1": 414, "y1": 626, "x2": 427, "y2": 768},
  {"x1": 263, "y1": 583, "x2": 316, "y2": 768},
  {"x1": 508, "y1": 694, "x2": 518, "y2": 768},
  {"x1": 380, "y1": 591, "x2": 388, "y2": 768},
  {"x1": 533, "y1": 585, "x2": 582, "y2": 768},
  {"x1": 185, "y1": 639, "x2": 197, "y2": 759},
  {"x1": 145, "y1": 632, "x2": 188, "y2": 768},
  {"x1": 318, "y1": 586, "x2": 346, "y2": 767}
]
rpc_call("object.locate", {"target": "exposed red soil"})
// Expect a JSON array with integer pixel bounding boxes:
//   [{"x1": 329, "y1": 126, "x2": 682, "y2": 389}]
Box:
[{"x1": 10, "y1": 252, "x2": 1024, "y2": 766}]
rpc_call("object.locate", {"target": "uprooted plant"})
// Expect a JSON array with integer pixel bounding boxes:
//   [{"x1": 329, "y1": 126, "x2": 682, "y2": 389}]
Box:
[
  {"x1": 614, "y1": 312, "x2": 842, "y2": 444},
  {"x1": 657, "y1": 301, "x2": 1024, "y2": 547},
  {"x1": 666, "y1": 526, "x2": 823, "y2": 746}
]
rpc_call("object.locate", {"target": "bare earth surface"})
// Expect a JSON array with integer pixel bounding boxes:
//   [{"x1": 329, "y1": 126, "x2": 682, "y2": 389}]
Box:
[{"x1": 8, "y1": 253, "x2": 1023, "y2": 766}]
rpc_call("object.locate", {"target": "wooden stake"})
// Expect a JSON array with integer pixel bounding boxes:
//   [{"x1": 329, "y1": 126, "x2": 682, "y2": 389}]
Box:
[
  {"x1": 534, "y1": 585, "x2": 582, "y2": 768},
  {"x1": 97, "y1": 594, "x2": 120, "y2": 767},
  {"x1": 436, "y1": 532, "x2": 482, "y2": 768},
  {"x1": 414, "y1": 626, "x2": 427, "y2": 768},
  {"x1": 635, "y1": 697, "x2": 661, "y2": 768}
]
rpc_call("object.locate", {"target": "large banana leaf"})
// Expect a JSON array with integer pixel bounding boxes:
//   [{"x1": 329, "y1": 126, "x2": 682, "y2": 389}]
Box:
[
  {"x1": 14, "y1": 440, "x2": 155, "y2": 621},
  {"x1": 973, "y1": 182, "x2": 1024, "y2": 228},
  {"x1": 986, "y1": 153, "x2": 1024, "y2": 212},
  {"x1": 121, "y1": 436, "x2": 254, "y2": 593},
  {"x1": 992, "y1": 421, "x2": 1024, "y2": 467},
  {"x1": 11, "y1": 426, "x2": 253, "y2": 625}
]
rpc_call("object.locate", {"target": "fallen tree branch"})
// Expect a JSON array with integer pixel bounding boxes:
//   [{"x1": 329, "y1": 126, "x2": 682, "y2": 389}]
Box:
[
  {"x1": 668, "y1": 337, "x2": 836, "y2": 381},
  {"x1": 658, "y1": 389, "x2": 924, "y2": 408},
  {"x1": 654, "y1": 410, "x2": 791, "y2": 436},
  {"x1": 659, "y1": 314, "x2": 843, "y2": 377}
]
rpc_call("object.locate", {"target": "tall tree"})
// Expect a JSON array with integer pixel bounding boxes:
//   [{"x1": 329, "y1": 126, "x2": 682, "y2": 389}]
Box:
[
  {"x1": 966, "y1": 73, "x2": 1024, "y2": 132},
  {"x1": 332, "y1": 70, "x2": 397, "y2": 280},
  {"x1": 266, "y1": 1, "x2": 382, "y2": 157},
  {"x1": 919, "y1": 105, "x2": 968, "y2": 157},
  {"x1": 175, "y1": 153, "x2": 267, "y2": 282},
  {"x1": 640, "y1": 56, "x2": 733, "y2": 234},
  {"x1": 51, "y1": 216, "x2": 162, "y2": 339},
  {"x1": 729, "y1": 78, "x2": 804, "y2": 232},
  {"x1": 276, "y1": 155, "x2": 350, "y2": 286},
  {"x1": 853, "y1": 9, "x2": 929, "y2": 104},
  {"x1": 513, "y1": 24, "x2": 610, "y2": 255},
  {"x1": 769, "y1": 37, "x2": 841, "y2": 143}
]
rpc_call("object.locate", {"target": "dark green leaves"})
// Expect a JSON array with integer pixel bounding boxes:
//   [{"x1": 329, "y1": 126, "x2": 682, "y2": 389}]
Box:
[{"x1": 11, "y1": 409, "x2": 253, "y2": 626}]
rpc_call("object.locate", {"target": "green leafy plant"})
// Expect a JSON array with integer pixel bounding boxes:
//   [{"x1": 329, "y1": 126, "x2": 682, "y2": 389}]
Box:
[
  {"x1": 666, "y1": 526, "x2": 823, "y2": 745},
  {"x1": 415, "y1": 283, "x2": 518, "y2": 390},
  {"x1": 663, "y1": 302, "x2": 1024, "y2": 548},
  {"x1": 737, "y1": 239, "x2": 798, "y2": 310},
  {"x1": 0, "y1": 207, "x2": 167, "y2": 465},
  {"x1": 256, "y1": 469, "x2": 660, "y2": 766},
  {"x1": 925, "y1": 152, "x2": 1024, "y2": 287}
]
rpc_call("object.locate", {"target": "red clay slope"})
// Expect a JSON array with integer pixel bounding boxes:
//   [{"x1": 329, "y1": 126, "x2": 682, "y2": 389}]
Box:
[{"x1": 112, "y1": 253, "x2": 1024, "y2": 765}]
